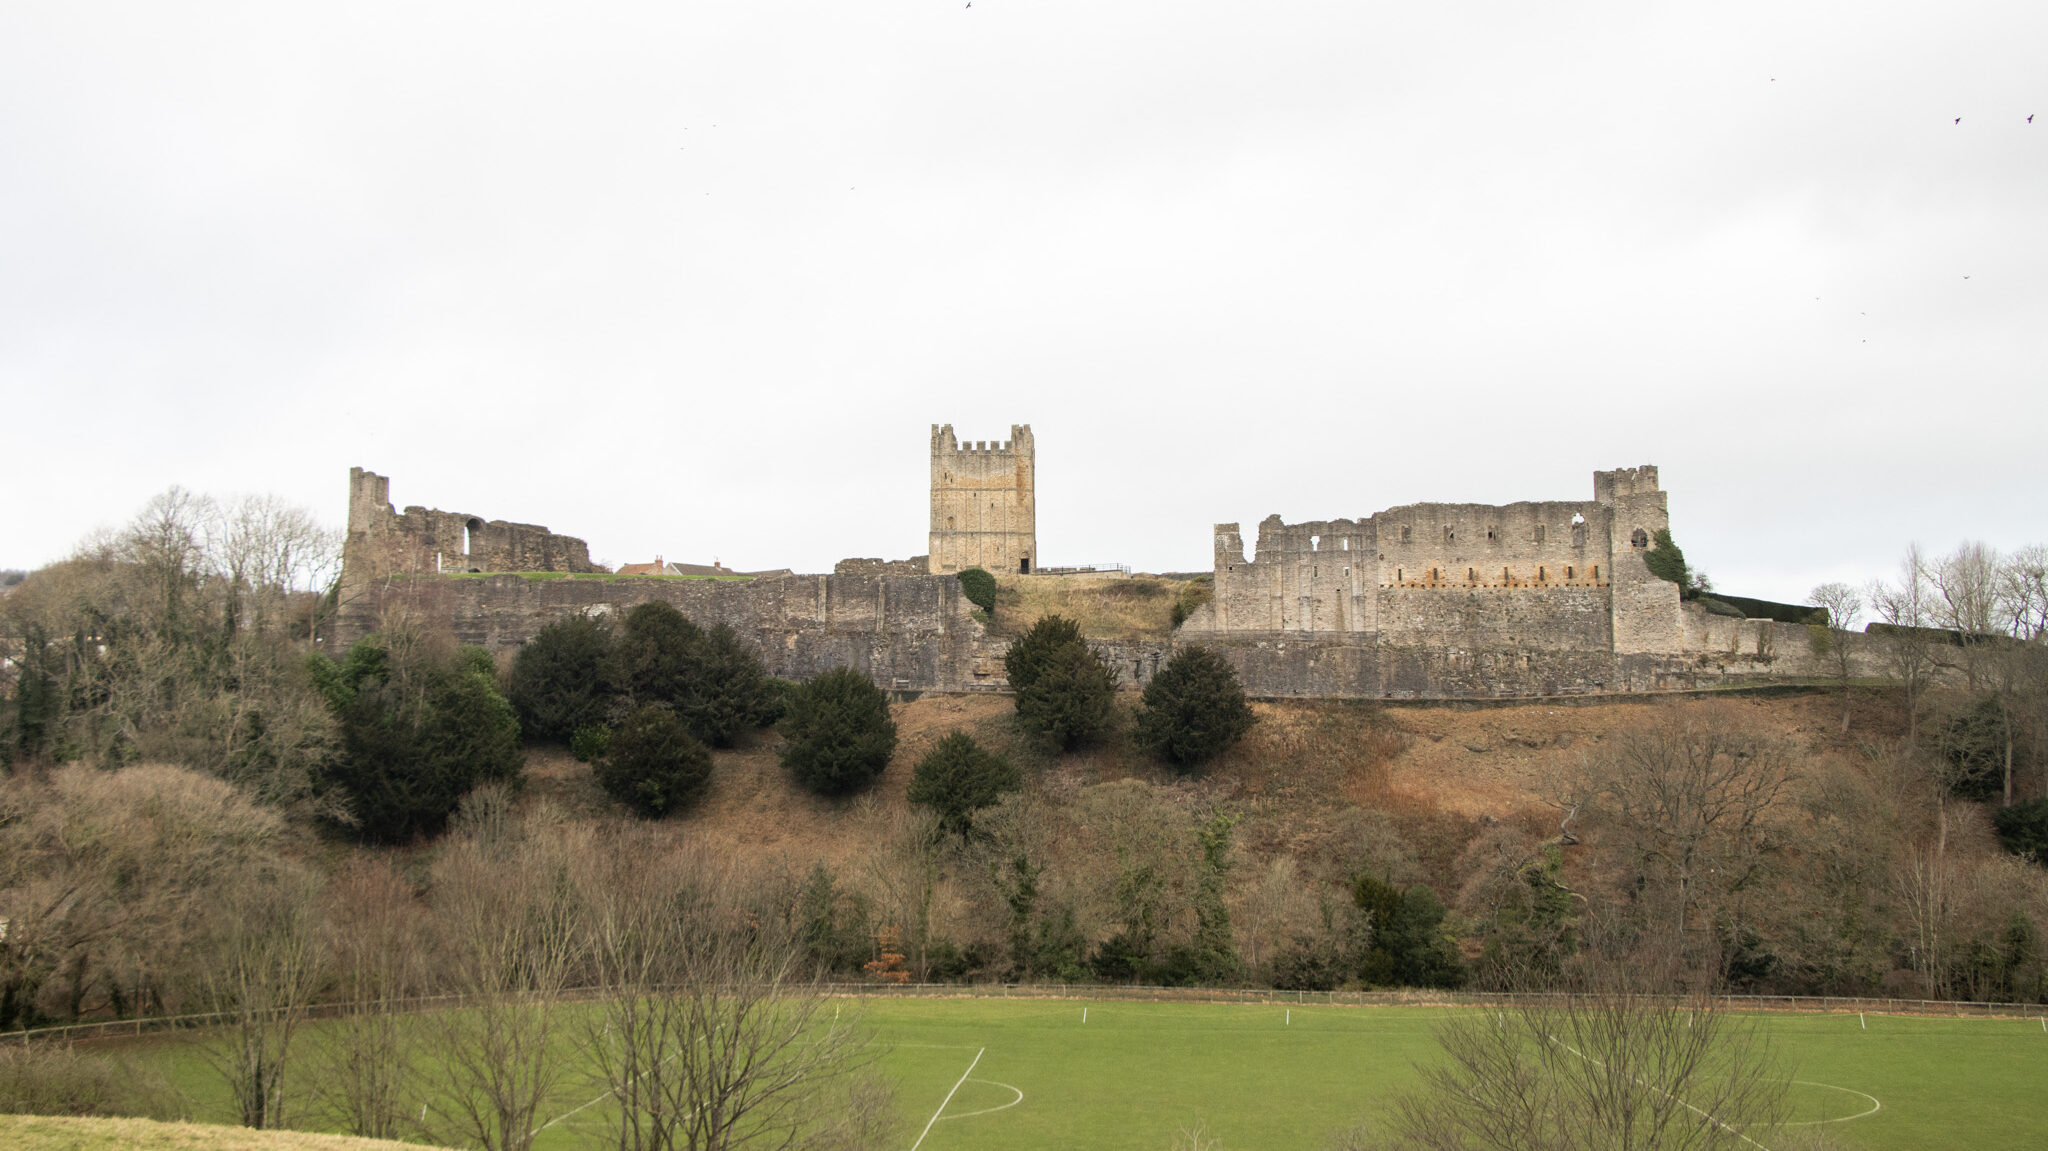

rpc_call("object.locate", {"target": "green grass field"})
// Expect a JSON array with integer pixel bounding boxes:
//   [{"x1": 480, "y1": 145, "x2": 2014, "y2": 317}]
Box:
[{"x1": 115, "y1": 999, "x2": 2048, "y2": 1151}]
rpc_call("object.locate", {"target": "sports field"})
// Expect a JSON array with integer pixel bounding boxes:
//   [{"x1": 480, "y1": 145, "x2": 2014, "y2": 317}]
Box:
[{"x1": 125, "y1": 999, "x2": 2048, "y2": 1151}]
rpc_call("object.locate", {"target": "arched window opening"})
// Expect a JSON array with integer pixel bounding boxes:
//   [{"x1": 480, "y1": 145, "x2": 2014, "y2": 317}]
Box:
[
  {"x1": 1631, "y1": 528, "x2": 1649, "y2": 549},
  {"x1": 1572, "y1": 521, "x2": 1587, "y2": 548},
  {"x1": 1310, "y1": 534, "x2": 1320, "y2": 552},
  {"x1": 464, "y1": 517, "x2": 482, "y2": 557}
]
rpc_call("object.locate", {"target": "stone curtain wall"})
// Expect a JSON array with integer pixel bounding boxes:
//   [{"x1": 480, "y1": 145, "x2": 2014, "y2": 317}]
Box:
[
  {"x1": 927, "y1": 424, "x2": 1036, "y2": 575},
  {"x1": 333, "y1": 465, "x2": 1904, "y2": 701},
  {"x1": 335, "y1": 572, "x2": 994, "y2": 691},
  {"x1": 833, "y1": 556, "x2": 932, "y2": 578},
  {"x1": 1192, "y1": 466, "x2": 1684, "y2": 657}
]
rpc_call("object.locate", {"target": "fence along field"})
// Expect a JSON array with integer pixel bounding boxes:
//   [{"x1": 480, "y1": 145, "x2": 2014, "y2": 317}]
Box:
[{"x1": 83, "y1": 996, "x2": 2048, "y2": 1151}]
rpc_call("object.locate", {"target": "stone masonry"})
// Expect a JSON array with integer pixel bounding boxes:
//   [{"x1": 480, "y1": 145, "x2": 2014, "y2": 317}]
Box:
[
  {"x1": 335, "y1": 460, "x2": 1897, "y2": 700},
  {"x1": 928, "y1": 424, "x2": 1036, "y2": 575}
]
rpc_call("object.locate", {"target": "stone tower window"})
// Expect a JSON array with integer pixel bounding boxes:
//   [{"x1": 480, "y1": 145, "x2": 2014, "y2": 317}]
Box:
[
  {"x1": 1443, "y1": 526, "x2": 1455, "y2": 544},
  {"x1": 1467, "y1": 567, "x2": 1476, "y2": 582},
  {"x1": 1566, "y1": 565, "x2": 1574, "y2": 579},
  {"x1": 1534, "y1": 524, "x2": 1546, "y2": 544},
  {"x1": 1400, "y1": 525, "x2": 1412, "y2": 543},
  {"x1": 1539, "y1": 566, "x2": 1546, "y2": 581},
  {"x1": 1572, "y1": 521, "x2": 1586, "y2": 548},
  {"x1": 1631, "y1": 528, "x2": 1649, "y2": 548},
  {"x1": 464, "y1": 518, "x2": 482, "y2": 556},
  {"x1": 1487, "y1": 527, "x2": 1497, "y2": 542},
  {"x1": 1592, "y1": 565, "x2": 1600, "y2": 580}
]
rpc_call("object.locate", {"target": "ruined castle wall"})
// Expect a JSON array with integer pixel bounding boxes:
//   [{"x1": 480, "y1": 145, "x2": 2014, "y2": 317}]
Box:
[
  {"x1": 342, "y1": 468, "x2": 596, "y2": 590},
  {"x1": 928, "y1": 424, "x2": 1035, "y2": 575},
  {"x1": 337, "y1": 573, "x2": 993, "y2": 691},
  {"x1": 1600, "y1": 466, "x2": 1684, "y2": 654},
  {"x1": 1371, "y1": 500, "x2": 1615, "y2": 593}
]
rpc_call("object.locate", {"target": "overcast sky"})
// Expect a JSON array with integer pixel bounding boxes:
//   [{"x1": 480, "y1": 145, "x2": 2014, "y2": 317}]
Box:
[{"x1": 4, "y1": 2, "x2": 2042, "y2": 608}]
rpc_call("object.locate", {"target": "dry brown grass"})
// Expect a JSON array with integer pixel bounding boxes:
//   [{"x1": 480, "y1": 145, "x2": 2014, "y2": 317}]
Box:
[
  {"x1": 987, "y1": 574, "x2": 1195, "y2": 639},
  {"x1": 520, "y1": 690, "x2": 1865, "y2": 917},
  {"x1": 0, "y1": 1114, "x2": 451, "y2": 1151}
]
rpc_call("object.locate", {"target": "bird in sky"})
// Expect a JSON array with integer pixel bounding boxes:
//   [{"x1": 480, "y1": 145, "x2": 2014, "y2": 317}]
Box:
[{"x1": 1954, "y1": 117, "x2": 1962, "y2": 125}]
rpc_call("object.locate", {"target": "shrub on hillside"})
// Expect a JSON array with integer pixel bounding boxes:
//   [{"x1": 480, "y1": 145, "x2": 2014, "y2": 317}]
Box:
[
  {"x1": 779, "y1": 668, "x2": 898, "y2": 796},
  {"x1": 907, "y1": 732, "x2": 1022, "y2": 836},
  {"x1": 1015, "y1": 642, "x2": 1118, "y2": 751},
  {"x1": 507, "y1": 613, "x2": 613, "y2": 743},
  {"x1": 1001, "y1": 615, "x2": 1086, "y2": 693},
  {"x1": 1354, "y1": 875, "x2": 1465, "y2": 989},
  {"x1": 681, "y1": 622, "x2": 784, "y2": 746},
  {"x1": 311, "y1": 633, "x2": 523, "y2": 843},
  {"x1": 597, "y1": 704, "x2": 713, "y2": 818},
  {"x1": 1132, "y1": 646, "x2": 1255, "y2": 770},
  {"x1": 608, "y1": 603, "x2": 781, "y2": 747},
  {"x1": 610, "y1": 601, "x2": 707, "y2": 708},
  {"x1": 1002, "y1": 615, "x2": 1117, "y2": 751},
  {"x1": 1995, "y1": 799, "x2": 2048, "y2": 863},
  {"x1": 0, "y1": 1045, "x2": 181, "y2": 1118},
  {"x1": 956, "y1": 567, "x2": 998, "y2": 613}
]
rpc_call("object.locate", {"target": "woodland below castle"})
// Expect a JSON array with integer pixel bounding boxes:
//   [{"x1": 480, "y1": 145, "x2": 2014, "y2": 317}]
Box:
[{"x1": 337, "y1": 450, "x2": 1884, "y2": 699}]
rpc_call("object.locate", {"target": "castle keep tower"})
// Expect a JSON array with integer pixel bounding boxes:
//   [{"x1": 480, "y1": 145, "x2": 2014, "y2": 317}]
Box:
[{"x1": 928, "y1": 424, "x2": 1036, "y2": 574}]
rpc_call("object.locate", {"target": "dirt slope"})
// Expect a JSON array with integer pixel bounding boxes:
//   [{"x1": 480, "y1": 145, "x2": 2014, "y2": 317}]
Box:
[{"x1": 524, "y1": 688, "x2": 1882, "y2": 884}]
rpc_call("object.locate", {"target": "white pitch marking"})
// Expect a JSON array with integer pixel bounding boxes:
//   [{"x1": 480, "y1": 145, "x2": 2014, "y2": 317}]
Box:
[
  {"x1": 1082, "y1": 1007, "x2": 1087, "y2": 1023},
  {"x1": 1859, "y1": 1013, "x2": 1866, "y2": 1030},
  {"x1": 1782, "y1": 1080, "x2": 1882, "y2": 1126},
  {"x1": 1545, "y1": 1034, "x2": 1773, "y2": 1150},
  {"x1": 939, "y1": 1079, "x2": 1025, "y2": 1120},
  {"x1": 910, "y1": 1046, "x2": 985, "y2": 1151}
]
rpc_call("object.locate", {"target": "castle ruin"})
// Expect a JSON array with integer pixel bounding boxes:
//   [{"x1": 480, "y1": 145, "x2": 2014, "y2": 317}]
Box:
[
  {"x1": 928, "y1": 424, "x2": 1035, "y2": 575},
  {"x1": 333, "y1": 445, "x2": 1883, "y2": 700},
  {"x1": 1188, "y1": 466, "x2": 1684, "y2": 655}
]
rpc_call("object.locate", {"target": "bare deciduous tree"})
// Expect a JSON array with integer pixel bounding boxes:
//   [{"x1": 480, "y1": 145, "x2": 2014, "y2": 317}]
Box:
[
  {"x1": 423, "y1": 824, "x2": 586, "y2": 1151},
  {"x1": 1869, "y1": 545, "x2": 1939, "y2": 742},
  {"x1": 1580, "y1": 705, "x2": 1793, "y2": 970},
  {"x1": 1808, "y1": 581, "x2": 1863, "y2": 733},
  {"x1": 1383, "y1": 961, "x2": 1802, "y2": 1151},
  {"x1": 199, "y1": 862, "x2": 325, "y2": 1130},
  {"x1": 310, "y1": 857, "x2": 429, "y2": 1140},
  {"x1": 573, "y1": 827, "x2": 893, "y2": 1151}
]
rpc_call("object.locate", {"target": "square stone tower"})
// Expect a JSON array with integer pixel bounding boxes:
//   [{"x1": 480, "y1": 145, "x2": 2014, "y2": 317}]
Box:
[{"x1": 929, "y1": 424, "x2": 1036, "y2": 574}]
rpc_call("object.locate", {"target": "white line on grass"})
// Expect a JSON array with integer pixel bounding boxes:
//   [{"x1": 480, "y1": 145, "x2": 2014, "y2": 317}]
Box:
[
  {"x1": 940, "y1": 1079, "x2": 1024, "y2": 1120},
  {"x1": 1546, "y1": 1034, "x2": 1773, "y2": 1151},
  {"x1": 909, "y1": 1046, "x2": 984, "y2": 1151},
  {"x1": 1781, "y1": 1081, "x2": 1882, "y2": 1126}
]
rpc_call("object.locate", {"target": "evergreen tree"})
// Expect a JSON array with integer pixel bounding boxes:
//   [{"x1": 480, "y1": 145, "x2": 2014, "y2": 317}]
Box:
[
  {"x1": 506, "y1": 613, "x2": 613, "y2": 743},
  {"x1": 779, "y1": 668, "x2": 897, "y2": 796},
  {"x1": 907, "y1": 732, "x2": 1022, "y2": 836},
  {"x1": 1014, "y1": 641, "x2": 1118, "y2": 751},
  {"x1": 1001, "y1": 615, "x2": 1086, "y2": 693},
  {"x1": 956, "y1": 567, "x2": 998, "y2": 613},
  {"x1": 679, "y1": 622, "x2": 783, "y2": 747},
  {"x1": 609, "y1": 601, "x2": 706, "y2": 708},
  {"x1": 312, "y1": 633, "x2": 523, "y2": 843},
  {"x1": 597, "y1": 704, "x2": 712, "y2": 818},
  {"x1": 1132, "y1": 646, "x2": 1255, "y2": 770}
]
